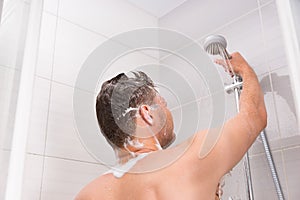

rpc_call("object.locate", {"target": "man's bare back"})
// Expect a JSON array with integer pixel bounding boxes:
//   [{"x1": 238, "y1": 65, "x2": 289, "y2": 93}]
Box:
[
  {"x1": 76, "y1": 53, "x2": 267, "y2": 200},
  {"x1": 76, "y1": 135, "x2": 220, "y2": 200}
]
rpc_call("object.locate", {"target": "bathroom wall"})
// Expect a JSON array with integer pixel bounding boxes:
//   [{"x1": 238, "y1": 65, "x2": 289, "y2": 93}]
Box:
[
  {"x1": 159, "y1": 0, "x2": 299, "y2": 199},
  {"x1": 20, "y1": 0, "x2": 300, "y2": 199},
  {"x1": 21, "y1": 0, "x2": 158, "y2": 199}
]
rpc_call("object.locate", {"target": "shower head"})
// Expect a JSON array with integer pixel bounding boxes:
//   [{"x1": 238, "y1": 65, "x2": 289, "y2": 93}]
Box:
[{"x1": 203, "y1": 35, "x2": 232, "y2": 59}]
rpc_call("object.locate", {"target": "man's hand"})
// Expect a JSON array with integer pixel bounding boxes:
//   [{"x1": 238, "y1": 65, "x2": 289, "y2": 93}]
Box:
[
  {"x1": 215, "y1": 52, "x2": 251, "y2": 77},
  {"x1": 191, "y1": 52, "x2": 267, "y2": 178}
]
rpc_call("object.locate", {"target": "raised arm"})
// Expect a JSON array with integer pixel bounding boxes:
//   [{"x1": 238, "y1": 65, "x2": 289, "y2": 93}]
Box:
[{"x1": 192, "y1": 52, "x2": 267, "y2": 177}]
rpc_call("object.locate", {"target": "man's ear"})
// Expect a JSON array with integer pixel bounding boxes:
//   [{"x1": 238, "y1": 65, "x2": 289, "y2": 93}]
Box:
[{"x1": 139, "y1": 105, "x2": 153, "y2": 125}]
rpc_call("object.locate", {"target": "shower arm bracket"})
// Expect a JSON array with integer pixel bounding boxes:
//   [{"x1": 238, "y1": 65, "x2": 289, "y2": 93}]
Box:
[{"x1": 224, "y1": 79, "x2": 243, "y2": 94}]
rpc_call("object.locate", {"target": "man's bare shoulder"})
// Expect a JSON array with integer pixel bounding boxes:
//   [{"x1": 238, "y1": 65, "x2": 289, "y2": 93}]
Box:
[{"x1": 75, "y1": 173, "x2": 114, "y2": 200}]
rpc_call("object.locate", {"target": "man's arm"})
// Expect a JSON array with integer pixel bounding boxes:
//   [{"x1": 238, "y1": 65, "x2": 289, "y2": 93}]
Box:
[{"x1": 192, "y1": 52, "x2": 267, "y2": 177}]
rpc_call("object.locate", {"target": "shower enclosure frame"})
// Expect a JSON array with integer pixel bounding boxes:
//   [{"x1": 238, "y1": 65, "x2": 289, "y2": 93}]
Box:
[
  {"x1": 3, "y1": 0, "x2": 44, "y2": 199},
  {"x1": 0, "y1": 0, "x2": 3, "y2": 22},
  {"x1": 276, "y1": 0, "x2": 300, "y2": 128}
]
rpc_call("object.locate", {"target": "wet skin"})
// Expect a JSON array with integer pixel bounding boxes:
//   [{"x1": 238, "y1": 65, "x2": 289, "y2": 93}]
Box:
[{"x1": 75, "y1": 52, "x2": 267, "y2": 200}]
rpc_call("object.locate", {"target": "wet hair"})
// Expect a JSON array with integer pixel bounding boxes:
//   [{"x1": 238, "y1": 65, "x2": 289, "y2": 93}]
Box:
[{"x1": 96, "y1": 71, "x2": 157, "y2": 148}]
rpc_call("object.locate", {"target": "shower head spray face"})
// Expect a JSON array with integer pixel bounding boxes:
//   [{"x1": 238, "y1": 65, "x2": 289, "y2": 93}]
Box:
[{"x1": 203, "y1": 35, "x2": 231, "y2": 59}]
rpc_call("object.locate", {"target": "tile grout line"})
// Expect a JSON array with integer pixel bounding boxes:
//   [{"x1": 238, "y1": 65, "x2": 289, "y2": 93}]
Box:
[
  {"x1": 36, "y1": 75, "x2": 99, "y2": 96},
  {"x1": 250, "y1": 134, "x2": 300, "y2": 156},
  {"x1": 38, "y1": 0, "x2": 60, "y2": 199},
  {"x1": 158, "y1": 0, "x2": 189, "y2": 19},
  {"x1": 280, "y1": 149, "x2": 290, "y2": 199},
  {"x1": 281, "y1": 144, "x2": 300, "y2": 151},
  {"x1": 123, "y1": 1, "x2": 158, "y2": 19},
  {"x1": 26, "y1": 152, "x2": 106, "y2": 166},
  {"x1": 249, "y1": 148, "x2": 282, "y2": 158}
]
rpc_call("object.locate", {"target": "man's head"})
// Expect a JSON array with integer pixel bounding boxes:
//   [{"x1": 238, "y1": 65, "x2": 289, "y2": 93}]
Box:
[{"x1": 96, "y1": 71, "x2": 175, "y2": 151}]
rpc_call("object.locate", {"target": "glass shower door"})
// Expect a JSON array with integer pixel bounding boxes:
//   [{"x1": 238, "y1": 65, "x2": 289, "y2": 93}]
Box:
[{"x1": 0, "y1": 0, "x2": 31, "y2": 199}]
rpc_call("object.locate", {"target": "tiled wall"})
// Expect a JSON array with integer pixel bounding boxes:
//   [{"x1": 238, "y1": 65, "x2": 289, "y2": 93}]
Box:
[
  {"x1": 21, "y1": 0, "x2": 300, "y2": 199},
  {"x1": 159, "y1": 0, "x2": 299, "y2": 199},
  {"x1": 22, "y1": 0, "x2": 158, "y2": 199}
]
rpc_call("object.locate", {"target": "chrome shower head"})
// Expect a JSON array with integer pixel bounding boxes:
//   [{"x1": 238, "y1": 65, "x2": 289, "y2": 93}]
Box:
[{"x1": 203, "y1": 35, "x2": 231, "y2": 59}]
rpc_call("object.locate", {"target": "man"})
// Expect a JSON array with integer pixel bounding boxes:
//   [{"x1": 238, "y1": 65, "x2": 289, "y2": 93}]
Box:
[{"x1": 75, "y1": 52, "x2": 267, "y2": 200}]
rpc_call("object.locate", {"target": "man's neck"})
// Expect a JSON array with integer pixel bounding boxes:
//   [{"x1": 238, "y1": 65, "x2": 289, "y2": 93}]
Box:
[{"x1": 115, "y1": 145, "x2": 160, "y2": 165}]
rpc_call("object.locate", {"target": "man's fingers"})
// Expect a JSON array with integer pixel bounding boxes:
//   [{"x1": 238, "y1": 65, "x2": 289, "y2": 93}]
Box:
[
  {"x1": 214, "y1": 59, "x2": 226, "y2": 66},
  {"x1": 215, "y1": 59, "x2": 235, "y2": 76}
]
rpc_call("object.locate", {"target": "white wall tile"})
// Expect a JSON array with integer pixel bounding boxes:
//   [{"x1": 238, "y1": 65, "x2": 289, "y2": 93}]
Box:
[
  {"x1": 52, "y1": 19, "x2": 106, "y2": 87},
  {"x1": 22, "y1": 154, "x2": 43, "y2": 200},
  {"x1": 249, "y1": 92, "x2": 281, "y2": 155},
  {"x1": 26, "y1": 77, "x2": 51, "y2": 154},
  {"x1": 159, "y1": 0, "x2": 258, "y2": 40},
  {"x1": 196, "y1": 96, "x2": 213, "y2": 130},
  {"x1": 271, "y1": 67, "x2": 299, "y2": 138},
  {"x1": 221, "y1": 159, "x2": 247, "y2": 200},
  {"x1": 41, "y1": 157, "x2": 108, "y2": 200},
  {"x1": 45, "y1": 82, "x2": 96, "y2": 162},
  {"x1": 36, "y1": 12, "x2": 57, "y2": 79},
  {"x1": 169, "y1": 94, "x2": 201, "y2": 146},
  {"x1": 160, "y1": 53, "x2": 210, "y2": 100},
  {"x1": 224, "y1": 91, "x2": 238, "y2": 120},
  {"x1": 58, "y1": 0, "x2": 157, "y2": 37},
  {"x1": 280, "y1": 135, "x2": 300, "y2": 150},
  {"x1": 98, "y1": 50, "x2": 159, "y2": 90},
  {"x1": 250, "y1": 151, "x2": 288, "y2": 199},
  {"x1": 43, "y1": 0, "x2": 58, "y2": 15},
  {"x1": 261, "y1": 2, "x2": 288, "y2": 71},
  {"x1": 71, "y1": 86, "x2": 117, "y2": 166},
  {"x1": 283, "y1": 147, "x2": 300, "y2": 200},
  {"x1": 160, "y1": 50, "x2": 239, "y2": 146},
  {"x1": 202, "y1": 10, "x2": 267, "y2": 76},
  {"x1": 259, "y1": 0, "x2": 274, "y2": 7}
]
